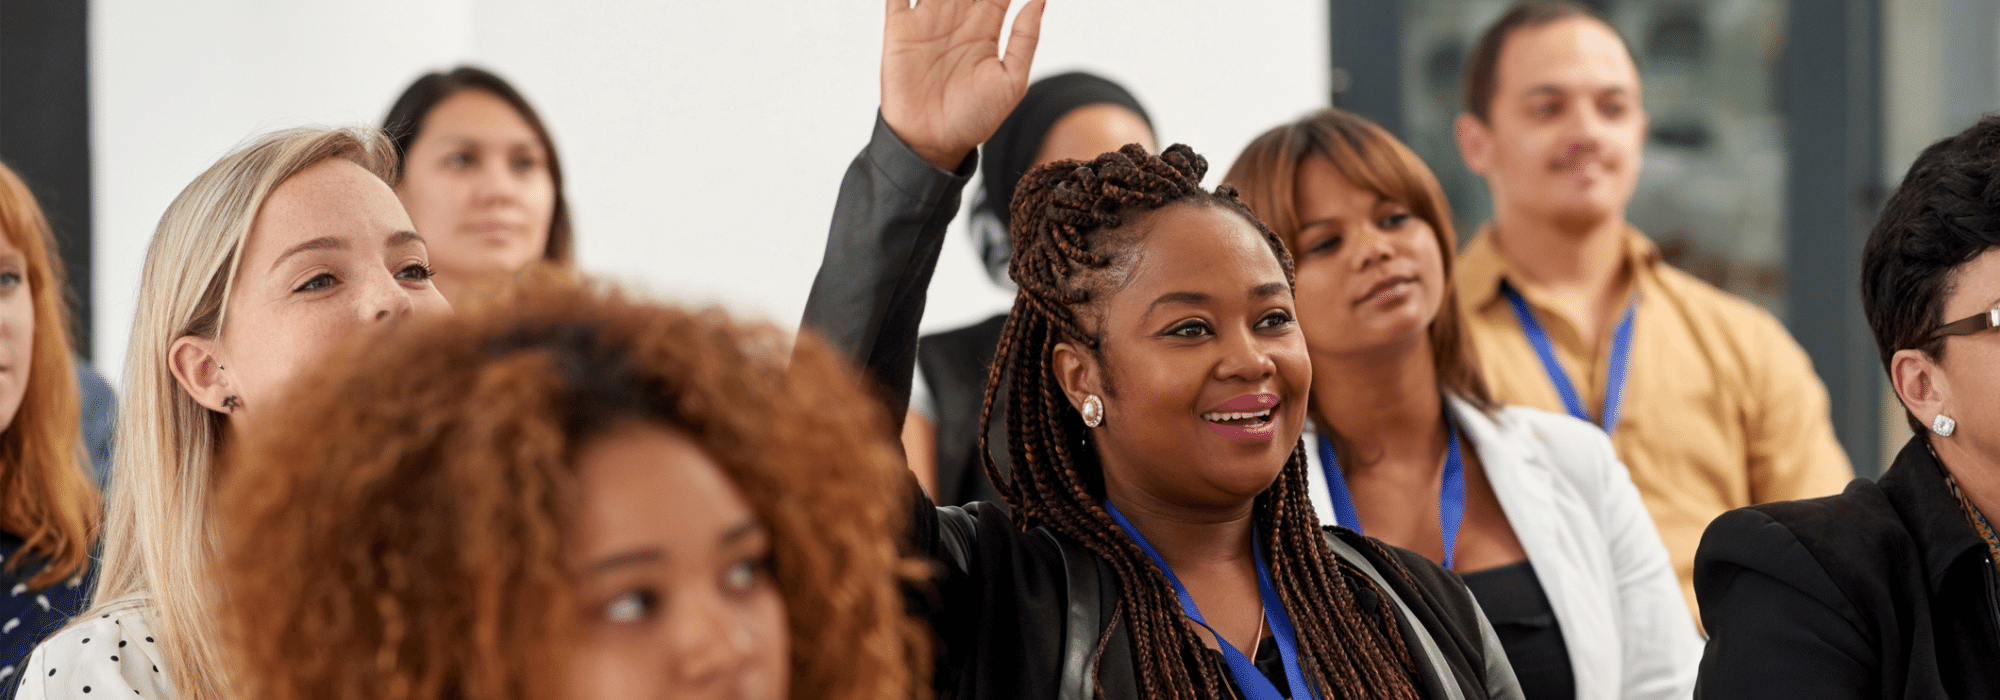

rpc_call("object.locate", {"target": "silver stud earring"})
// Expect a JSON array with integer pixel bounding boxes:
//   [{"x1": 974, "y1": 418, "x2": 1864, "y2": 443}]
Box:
[
  {"x1": 1933, "y1": 414, "x2": 1957, "y2": 437},
  {"x1": 1081, "y1": 395, "x2": 1104, "y2": 428}
]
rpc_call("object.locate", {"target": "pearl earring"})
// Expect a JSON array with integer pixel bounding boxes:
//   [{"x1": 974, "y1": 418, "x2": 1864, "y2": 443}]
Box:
[
  {"x1": 1933, "y1": 414, "x2": 1956, "y2": 437},
  {"x1": 1081, "y1": 395, "x2": 1104, "y2": 427}
]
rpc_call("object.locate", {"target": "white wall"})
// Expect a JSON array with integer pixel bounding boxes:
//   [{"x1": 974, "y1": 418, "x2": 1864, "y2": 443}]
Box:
[{"x1": 91, "y1": 0, "x2": 1329, "y2": 381}]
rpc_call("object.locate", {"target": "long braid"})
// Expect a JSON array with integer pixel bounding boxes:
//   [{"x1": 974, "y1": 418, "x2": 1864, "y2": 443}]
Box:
[{"x1": 976, "y1": 143, "x2": 1424, "y2": 699}]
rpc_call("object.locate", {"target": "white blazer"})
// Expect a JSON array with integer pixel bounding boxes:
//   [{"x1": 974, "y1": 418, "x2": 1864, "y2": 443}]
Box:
[{"x1": 1306, "y1": 393, "x2": 1700, "y2": 700}]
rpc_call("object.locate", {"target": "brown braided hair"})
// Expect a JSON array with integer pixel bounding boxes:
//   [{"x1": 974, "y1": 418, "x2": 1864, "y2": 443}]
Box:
[{"x1": 978, "y1": 143, "x2": 1424, "y2": 699}]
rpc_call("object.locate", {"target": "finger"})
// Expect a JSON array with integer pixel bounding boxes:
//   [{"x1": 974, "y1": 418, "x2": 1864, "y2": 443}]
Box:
[
  {"x1": 1002, "y1": 0, "x2": 1047, "y2": 75},
  {"x1": 886, "y1": 0, "x2": 907, "y2": 17},
  {"x1": 974, "y1": 0, "x2": 1011, "y2": 44}
]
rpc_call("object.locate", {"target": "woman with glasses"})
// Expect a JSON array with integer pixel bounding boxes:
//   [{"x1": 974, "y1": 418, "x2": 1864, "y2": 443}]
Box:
[{"x1": 1693, "y1": 114, "x2": 2000, "y2": 697}]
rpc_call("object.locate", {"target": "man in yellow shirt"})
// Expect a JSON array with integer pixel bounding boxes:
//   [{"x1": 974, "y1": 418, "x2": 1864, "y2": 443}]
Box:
[{"x1": 1451, "y1": 1, "x2": 1853, "y2": 619}]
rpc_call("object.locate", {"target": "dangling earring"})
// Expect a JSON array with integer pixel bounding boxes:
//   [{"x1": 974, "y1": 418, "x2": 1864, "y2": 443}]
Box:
[
  {"x1": 1933, "y1": 414, "x2": 1957, "y2": 437},
  {"x1": 1080, "y1": 395, "x2": 1104, "y2": 428},
  {"x1": 222, "y1": 396, "x2": 238, "y2": 413}
]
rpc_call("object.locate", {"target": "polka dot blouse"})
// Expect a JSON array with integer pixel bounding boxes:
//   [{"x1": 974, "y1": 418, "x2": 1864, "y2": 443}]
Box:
[
  {"x1": 0, "y1": 536, "x2": 90, "y2": 700},
  {"x1": 15, "y1": 599, "x2": 172, "y2": 700}
]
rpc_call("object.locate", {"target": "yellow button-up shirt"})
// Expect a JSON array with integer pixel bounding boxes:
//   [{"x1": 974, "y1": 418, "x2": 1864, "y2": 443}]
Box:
[{"x1": 1454, "y1": 225, "x2": 1854, "y2": 619}]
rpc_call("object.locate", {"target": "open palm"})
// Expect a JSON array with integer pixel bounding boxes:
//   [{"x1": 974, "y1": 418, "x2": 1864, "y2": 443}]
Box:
[{"x1": 881, "y1": 0, "x2": 1046, "y2": 170}]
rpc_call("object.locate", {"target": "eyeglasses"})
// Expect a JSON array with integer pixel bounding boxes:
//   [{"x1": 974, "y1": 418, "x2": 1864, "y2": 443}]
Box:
[{"x1": 1927, "y1": 306, "x2": 2000, "y2": 342}]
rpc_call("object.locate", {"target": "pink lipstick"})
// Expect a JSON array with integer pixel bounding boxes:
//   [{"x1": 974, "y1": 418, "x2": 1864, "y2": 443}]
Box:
[{"x1": 1201, "y1": 393, "x2": 1280, "y2": 443}]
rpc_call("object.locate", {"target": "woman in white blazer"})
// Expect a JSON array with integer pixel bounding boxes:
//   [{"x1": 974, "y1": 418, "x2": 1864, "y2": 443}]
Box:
[{"x1": 1225, "y1": 108, "x2": 1699, "y2": 700}]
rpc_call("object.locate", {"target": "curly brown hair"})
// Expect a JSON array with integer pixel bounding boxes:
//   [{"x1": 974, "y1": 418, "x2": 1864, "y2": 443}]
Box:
[{"x1": 216, "y1": 272, "x2": 927, "y2": 700}]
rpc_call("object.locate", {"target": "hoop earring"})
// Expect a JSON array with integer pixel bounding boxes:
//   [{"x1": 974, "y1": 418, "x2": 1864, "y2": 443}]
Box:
[
  {"x1": 1081, "y1": 395, "x2": 1104, "y2": 428},
  {"x1": 1933, "y1": 414, "x2": 1956, "y2": 437}
]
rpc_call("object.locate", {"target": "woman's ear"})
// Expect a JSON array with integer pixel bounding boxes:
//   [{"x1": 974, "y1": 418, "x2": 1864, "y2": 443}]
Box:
[
  {"x1": 169, "y1": 335, "x2": 234, "y2": 414},
  {"x1": 1050, "y1": 341, "x2": 1103, "y2": 413},
  {"x1": 1891, "y1": 348, "x2": 1949, "y2": 431}
]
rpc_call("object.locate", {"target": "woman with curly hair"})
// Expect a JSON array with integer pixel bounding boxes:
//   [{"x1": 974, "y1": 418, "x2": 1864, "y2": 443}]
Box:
[
  {"x1": 0, "y1": 159, "x2": 99, "y2": 687},
  {"x1": 212, "y1": 276, "x2": 923, "y2": 700}
]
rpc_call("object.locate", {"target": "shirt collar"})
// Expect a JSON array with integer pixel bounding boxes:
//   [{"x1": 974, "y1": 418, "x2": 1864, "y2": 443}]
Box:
[
  {"x1": 1879, "y1": 435, "x2": 1994, "y2": 594},
  {"x1": 1456, "y1": 222, "x2": 1662, "y2": 311}
]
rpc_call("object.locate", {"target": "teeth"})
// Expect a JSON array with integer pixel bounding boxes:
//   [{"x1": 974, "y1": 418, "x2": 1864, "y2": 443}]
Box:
[{"x1": 1203, "y1": 409, "x2": 1274, "y2": 422}]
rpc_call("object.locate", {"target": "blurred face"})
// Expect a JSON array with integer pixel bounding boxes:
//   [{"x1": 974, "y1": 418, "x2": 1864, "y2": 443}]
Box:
[
  {"x1": 395, "y1": 89, "x2": 557, "y2": 295},
  {"x1": 1288, "y1": 157, "x2": 1447, "y2": 360},
  {"x1": 1035, "y1": 104, "x2": 1156, "y2": 164},
  {"x1": 1462, "y1": 17, "x2": 1646, "y2": 230},
  {"x1": 1065, "y1": 204, "x2": 1311, "y2": 509},
  {"x1": 565, "y1": 422, "x2": 788, "y2": 700},
  {"x1": 195, "y1": 159, "x2": 450, "y2": 416},
  {"x1": 0, "y1": 229, "x2": 34, "y2": 431}
]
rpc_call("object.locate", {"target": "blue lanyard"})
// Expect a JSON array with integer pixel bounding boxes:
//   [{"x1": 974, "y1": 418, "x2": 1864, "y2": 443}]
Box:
[
  {"x1": 1314, "y1": 410, "x2": 1467, "y2": 569},
  {"x1": 1104, "y1": 503, "x2": 1318, "y2": 700},
  {"x1": 1502, "y1": 283, "x2": 1638, "y2": 434}
]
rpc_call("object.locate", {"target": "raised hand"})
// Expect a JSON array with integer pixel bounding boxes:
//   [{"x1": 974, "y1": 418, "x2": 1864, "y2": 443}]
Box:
[{"x1": 881, "y1": 0, "x2": 1047, "y2": 171}]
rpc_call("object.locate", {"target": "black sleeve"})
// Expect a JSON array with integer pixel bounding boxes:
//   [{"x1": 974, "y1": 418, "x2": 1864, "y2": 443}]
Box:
[
  {"x1": 798, "y1": 113, "x2": 974, "y2": 426},
  {"x1": 797, "y1": 108, "x2": 985, "y2": 579},
  {"x1": 1334, "y1": 529, "x2": 1521, "y2": 699},
  {"x1": 1693, "y1": 508, "x2": 1876, "y2": 699}
]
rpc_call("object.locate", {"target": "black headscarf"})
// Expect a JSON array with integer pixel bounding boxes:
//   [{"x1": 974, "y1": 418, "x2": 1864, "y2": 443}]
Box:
[{"x1": 968, "y1": 72, "x2": 1153, "y2": 287}]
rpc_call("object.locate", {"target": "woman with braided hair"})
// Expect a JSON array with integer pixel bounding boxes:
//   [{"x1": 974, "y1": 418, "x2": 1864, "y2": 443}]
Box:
[{"x1": 801, "y1": 2, "x2": 1521, "y2": 698}]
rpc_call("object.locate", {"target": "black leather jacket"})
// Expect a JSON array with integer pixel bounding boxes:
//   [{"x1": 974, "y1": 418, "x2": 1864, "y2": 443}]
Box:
[
  {"x1": 801, "y1": 115, "x2": 1521, "y2": 700},
  {"x1": 1695, "y1": 435, "x2": 2000, "y2": 698}
]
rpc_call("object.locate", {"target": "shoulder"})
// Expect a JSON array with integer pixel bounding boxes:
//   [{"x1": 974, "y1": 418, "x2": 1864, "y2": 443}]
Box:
[
  {"x1": 1695, "y1": 481, "x2": 1899, "y2": 608},
  {"x1": 1649, "y1": 263, "x2": 1806, "y2": 353},
  {"x1": 17, "y1": 600, "x2": 173, "y2": 700},
  {"x1": 1324, "y1": 530, "x2": 1504, "y2": 696},
  {"x1": 1484, "y1": 404, "x2": 1613, "y2": 455},
  {"x1": 1712, "y1": 480, "x2": 1902, "y2": 560},
  {"x1": 1468, "y1": 403, "x2": 1622, "y2": 486},
  {"x1": 1325, "y1": 529, "x2": 1484, "y2": 634}
]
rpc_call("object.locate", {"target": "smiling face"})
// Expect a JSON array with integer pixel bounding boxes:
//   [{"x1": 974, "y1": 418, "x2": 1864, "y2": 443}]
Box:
[
  {"x1": 172, "y1": 158, "x2": 451, "y2": 418},
  {"x1": 395, "y1": 89, "x2": 557, "y2": 300},
  {"x1": 1288, "y1": 156, "x2": 1448, "y2": 360},
  {"x1": 565, "y1": 421, "x2": 789, "y2": 700},
  {"x1": 0, "y1": 227, "x2": 34, "y2": 431},
  {"x1": 1460, "y1": 16, "x2": 1646, "y2": 231},
  {"x1": 1056, "y1": 203, "x2": 1311, "y2": 508}
]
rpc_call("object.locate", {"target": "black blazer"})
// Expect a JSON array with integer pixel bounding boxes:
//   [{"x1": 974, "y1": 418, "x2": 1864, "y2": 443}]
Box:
[{"x1": 1694, "y1": 435, "x2": 2000, "y2": 698}]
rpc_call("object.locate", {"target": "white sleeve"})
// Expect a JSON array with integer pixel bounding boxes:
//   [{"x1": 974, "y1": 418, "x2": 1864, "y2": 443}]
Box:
[
  {"x1": 1591, "y1": 434, "x2": 1702, "y2": 700},
  {"x1": 16, "y1": 608, "x2": 175, "y2": 700}
]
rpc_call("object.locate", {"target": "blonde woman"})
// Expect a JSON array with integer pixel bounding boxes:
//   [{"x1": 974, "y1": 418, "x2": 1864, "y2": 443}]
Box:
[{"x1": 18, "y1": 126, "x2": 451, "y2": 699}]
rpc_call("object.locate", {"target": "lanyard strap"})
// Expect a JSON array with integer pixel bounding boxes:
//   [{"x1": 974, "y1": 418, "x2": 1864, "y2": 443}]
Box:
[
  {"x1": 1501, "y1": 283, "x2": 1638, "y2": 434},
  {"x1": 1104, "y1": 503, "x2": 1317, "y2": 700},
  {"x1": 1314, "y1": 410, "x2": 1467, "y2": 569}
]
